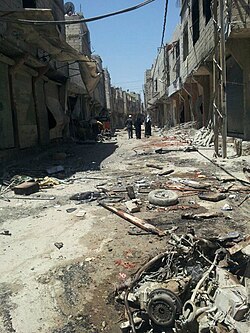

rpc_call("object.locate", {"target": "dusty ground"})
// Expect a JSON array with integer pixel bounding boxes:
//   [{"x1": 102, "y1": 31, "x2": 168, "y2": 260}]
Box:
[{"x1": 0, "y1": 128, "x2": 249, "y2": 333}]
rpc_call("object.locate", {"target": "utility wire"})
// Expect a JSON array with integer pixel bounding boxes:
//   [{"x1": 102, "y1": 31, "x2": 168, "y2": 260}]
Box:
[
  {"x1": 160, "y1": 0, "x2": 169, "y2": 47},
  {"x1": 0, "y1": 0, "x2": 158, "y2": 25},
  {"x1": 150, "y1": 0, "x2": 168, "y2": 86}
]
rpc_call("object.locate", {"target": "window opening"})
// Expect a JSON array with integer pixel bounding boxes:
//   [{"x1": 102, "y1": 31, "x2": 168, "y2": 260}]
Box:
[
  {"x1": 183, "y1": 24, "x2": 189, "y2": 61},
  {"x1": 203, "y1": 0, "x2": 212, "y2": 24},
  {"x1": 22, "y1": 0, "x2": 36, "y2": 8},
  {"x1": 192, "y1": 0, "x2": 200, "y2": 45}
]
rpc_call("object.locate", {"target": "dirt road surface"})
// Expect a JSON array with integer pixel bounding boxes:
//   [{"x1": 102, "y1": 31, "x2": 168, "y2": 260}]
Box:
[{"x1": 0, "y1": 129, "x2": 249, "y2": 333}]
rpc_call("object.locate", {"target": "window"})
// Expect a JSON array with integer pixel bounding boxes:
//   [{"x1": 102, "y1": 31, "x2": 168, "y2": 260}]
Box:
[
  {"x1": 192, "y1": 0, "x2": 200, "y2": 45},
  {"x1": 22, "y1": 0, "x2": 36, "y2": 8},
  {"x1": 154, "y1": 79, "x2": 158, "y2": 92},
  {"x1": 203, "y1": 0, "x2": 212, "y2": 24},
  {"x1": 175, "y1": 41, "x2": 180, "y2": 59},
  {"x1": 183, "y1": 24, "x2": 189, "y2": 61}
]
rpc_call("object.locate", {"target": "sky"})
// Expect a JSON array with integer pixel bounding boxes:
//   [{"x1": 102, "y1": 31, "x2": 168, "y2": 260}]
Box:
[{"x1": 72, "y1": 0, "x2": 180, "y2": 94}]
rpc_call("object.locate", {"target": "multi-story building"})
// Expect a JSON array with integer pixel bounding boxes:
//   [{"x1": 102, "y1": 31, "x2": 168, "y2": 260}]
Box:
[
  {"x1": 0, "y1": 0, "x2": 100, "y2": 151},
  {"x1": 145, "y1": 0, "x2": 250, "y2": 140},
  {"x1": 110, "y1": 87, "x2": 143, "y2": 129}
]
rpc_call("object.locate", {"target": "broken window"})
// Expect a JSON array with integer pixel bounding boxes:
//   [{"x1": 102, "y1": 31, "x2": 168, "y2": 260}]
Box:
[
  {"x1": 203, "y1": 0, "x2": 212, "y2": 24},
  {"x1": 192, "y1": 0, "x2": 200, "y2": 45},
  {"x1": 183, "y1": 23, "x2": 189, "y2": 61},
  {"x1": 22, "y1": 0, "x2": 36, "y2": 8}
]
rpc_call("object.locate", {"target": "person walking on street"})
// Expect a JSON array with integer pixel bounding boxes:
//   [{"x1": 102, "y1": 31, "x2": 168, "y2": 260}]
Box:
[
  {"x1": 145, "y1": 114, "x2": 152, "y2": 137},
  {"x1": 125, "y1": 115, "x2": 133, "y2": 139},
  {"x1": 135, "y1": 115, "x2": 142, "y2": 139}
]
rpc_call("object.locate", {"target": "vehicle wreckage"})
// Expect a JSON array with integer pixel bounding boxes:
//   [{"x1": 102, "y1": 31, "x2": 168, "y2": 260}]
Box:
[{"x1": 116, "y1": 231, "x2": 250, "y2": 333}]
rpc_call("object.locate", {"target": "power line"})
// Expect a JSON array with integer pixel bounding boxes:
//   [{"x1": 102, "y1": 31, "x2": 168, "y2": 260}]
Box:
[
  {"x1": 0, "y1": 0, "x2": 158, "y2": 25},
  {"x1": 160, "y1": 0, "x2": 169, "y2": 47}
]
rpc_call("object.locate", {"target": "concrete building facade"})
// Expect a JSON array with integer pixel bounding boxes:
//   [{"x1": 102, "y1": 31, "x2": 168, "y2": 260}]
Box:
[
  {"x1": 0, "y1": 0, "x2": 69, "y2": 151},
  {"x1": 110, "y1": 87, "x2": 143, "y2": 129},
  {"x1": 145, "y1": 0, "x2": 250, "y2": 140},
  {"x1": 0, "y1": 0, "x2": 111, "y2": 149}
]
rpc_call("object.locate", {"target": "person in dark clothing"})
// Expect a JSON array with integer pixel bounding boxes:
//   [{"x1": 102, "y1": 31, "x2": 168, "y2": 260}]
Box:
[
  {"x1": 125, "y1": 115, "x2": 133, "y2": 139},
  {"x1": 135, "y1": 116, "x2": 142, "y2": 139},
  {"x1": 144, "y1": 115, "x2": 152, "y2": 137}
]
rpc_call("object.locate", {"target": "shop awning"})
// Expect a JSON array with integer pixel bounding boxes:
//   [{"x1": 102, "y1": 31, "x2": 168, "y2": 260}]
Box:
[{"x1": 0, "y1": 9, "x2": 100, "y2": 94}]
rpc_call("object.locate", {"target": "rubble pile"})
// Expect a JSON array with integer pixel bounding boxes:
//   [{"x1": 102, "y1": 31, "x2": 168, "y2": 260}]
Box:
[
  {"x1": 160, "y1": 121, "x2": 198, "y2": 143},
  {"x1": 159, "y1": 121, "x2": 215, "y2": 148},
  {"x1": 191, "y1": 122, "x2": 214, "y2": 147},
  {"x1": 117, "y1": 231, "x2": 250, "y2": 333}
]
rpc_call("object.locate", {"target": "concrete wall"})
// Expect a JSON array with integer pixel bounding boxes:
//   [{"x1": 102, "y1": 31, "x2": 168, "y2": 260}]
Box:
[
  {"x1": 180, "y1": 1, "x2": 214, "y2": 82},
  {"x1": 144, "y1": 0, "x2": 250, "y2": 139},
  {"x1": 0, "y1": 0, "x2": 69, "y2": 149},
  {"x1": 110, "y1": 87, "x2": 142, "y2": 129},
  {"x1": 227, "y1": 39, "x2": 250, "y2": 140},
  {"x1": 0, "y1": 62, "x2": 15, "y2": 149},
  {"x1": 66, "y1": 14, "x2": 91, "y2": 57}
]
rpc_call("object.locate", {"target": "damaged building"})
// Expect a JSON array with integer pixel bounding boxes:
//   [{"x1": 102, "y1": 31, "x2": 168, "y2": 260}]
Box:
[
  {"x1": 0, "y1": 0, "x2": 106, "y2": 151},
  {"x1": 144, "y1": 0, "x2": 250, "y2": 145}
]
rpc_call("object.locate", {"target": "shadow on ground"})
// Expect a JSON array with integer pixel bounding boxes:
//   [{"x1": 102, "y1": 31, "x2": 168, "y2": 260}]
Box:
[{"x1": 0, "y1": 141, "x2": 118, "y2": 181}]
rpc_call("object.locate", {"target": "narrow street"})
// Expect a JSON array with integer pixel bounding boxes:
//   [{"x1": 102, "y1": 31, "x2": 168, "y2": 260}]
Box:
[{"x1": 0, "y1": 127, "x2": 249, "y2": 333}]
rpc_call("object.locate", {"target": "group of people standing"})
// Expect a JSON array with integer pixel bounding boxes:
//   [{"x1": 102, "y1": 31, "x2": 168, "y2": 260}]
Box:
[{"x1": 125, "y1": 114, "x2": 152, "y2": 139}]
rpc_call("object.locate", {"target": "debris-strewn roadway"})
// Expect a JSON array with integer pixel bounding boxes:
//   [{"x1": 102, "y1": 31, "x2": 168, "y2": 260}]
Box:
[{"x1": 0, "y1": 127, "x2": 249, "y2": 333}]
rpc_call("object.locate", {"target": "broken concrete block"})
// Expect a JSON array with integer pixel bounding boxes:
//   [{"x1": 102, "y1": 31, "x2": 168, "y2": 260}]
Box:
[
  {"x1": 13, "y1": 182, "x2": 39, "y2": 195},
  {"x1": 125, "y1": 200, "x2": 140, "y2": 213},
  {"x1": 54, "y1": 242, "x2": 63, "y2": 250}
]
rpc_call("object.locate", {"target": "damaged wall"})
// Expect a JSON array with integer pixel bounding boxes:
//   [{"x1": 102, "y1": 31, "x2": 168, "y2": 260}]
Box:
[
  {"x1": 44, "y1": 82, "x2": 68, "y2": 140},
  {"x1": 12, "y1": 70, "x2": 38, "y2": 149}
]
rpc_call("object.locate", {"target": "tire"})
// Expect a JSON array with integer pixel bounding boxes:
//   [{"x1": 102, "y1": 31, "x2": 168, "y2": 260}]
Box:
[{"x1": 148, "y1": 189, "x2": 178, "y2": 207}]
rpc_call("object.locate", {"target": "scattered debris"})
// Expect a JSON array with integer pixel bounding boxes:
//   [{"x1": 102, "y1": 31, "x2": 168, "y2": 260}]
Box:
[
  {"x1": 126, "y1": 186, "x2": 136, "y2": 199},
  {"x1": 75, "y1": 210, "x2": 87, "y2": 217},
  {"x1": 38, "y1": 176, "x2": 60, "y2": 188},
  {"x1": 146, "y1": 163, "x2": 163, "y2": 170},
  {"x1": 228, "y1": 235, "x2": 250, "y2": 255},
  {"x1": 158, "y1": 169, "x2": 175, "y2": 176},
  {"x1": 0, "y1": 230, "x2": 11, "y2": 236},
  {"x1": 191, "y1": 122, "x2": 214, "y2": 147},
  {"x1": 198, "y1": 191, "x2": 226, "y2": 202},
  {"x1": 221, "y1": 203, "x2": 233, "y2": 211},
  {"x1": 99, "y1": 202, "x2": 165, "y2": 236},
  {"x1": 13, "y1": 181, "x2": 39, "y2": 195},
  {"x1": 66, "y1": 208, "x2": 77, "y2": 213},
  {"x1": 155, "y1": 147, "x2": 183, "y2": 154},
  {"x1": 54, "y1": 242, "x2": 64, "y2": 250},
  {"x1": 7, "y1": 195, "x2": 55, "y2": 201},
  {"x1": 148, "y1": 189, "x2": 179, "y2": 207},
  {"x1": 117, "y1": 231, "x2": 250, "y2": 333},
  {"x1": 70, "y1": 191, "x2": 102, "y2": 202},
  {"x1": 171, "y1": 178, "x2": 210, "y2": 189},
  {"x1": 125, "y1": 200, "x2": 140, "y2": 213},
  {"x1": 183, "y1": 145, "x2": 197, "y2": 152},
  {"x1": 182, "y1": 211, "x2": 224, "y2": 220}
]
